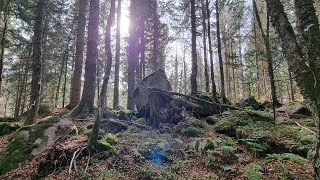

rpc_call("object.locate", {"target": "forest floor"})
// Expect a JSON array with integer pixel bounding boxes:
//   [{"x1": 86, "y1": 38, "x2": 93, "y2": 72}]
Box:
[{"x1": 0, "y1": 103, "x2": 316, "y2": 179}]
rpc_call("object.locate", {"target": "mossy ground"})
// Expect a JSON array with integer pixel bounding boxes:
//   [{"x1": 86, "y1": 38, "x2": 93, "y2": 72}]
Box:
[
  {"x1": 0, "y1": 108, "x2": 315, "y2": 179},
  {"x1": 0, "y1": 117, "x2": 59, "y2": 174}
]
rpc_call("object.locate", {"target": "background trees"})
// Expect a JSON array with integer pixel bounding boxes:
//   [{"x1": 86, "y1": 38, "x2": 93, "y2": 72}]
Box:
[{"x1": 0, "y1": 0, "x2": 314, "y2": 121}]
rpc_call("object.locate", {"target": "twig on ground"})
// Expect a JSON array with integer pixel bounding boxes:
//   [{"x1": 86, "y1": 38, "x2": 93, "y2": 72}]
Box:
[{"x1": 295, "y1": 121, "x2": 316, "y2": 135}]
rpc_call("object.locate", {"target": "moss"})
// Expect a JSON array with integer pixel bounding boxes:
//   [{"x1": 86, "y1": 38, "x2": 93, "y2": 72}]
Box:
[
  {"x1": 190, "y1": 138, "x2": 215, "y2": 152},
  {"x1": 205, "y1": 146, "x2": 238, "y2": 168},
  {"x1": 101, "y1": 133, "x2": 117, "y2": 145},
  {"x1": 190, "y1": 120, "x2": 208, "y2": 128},
  {"x1": 0, "y1": 117, "x2": 59, "y2": 174},
  {"x1": 0, "y1": 122, "x2": 23, "y2": 136},
  {"x1": 205, "y1": 116, "x2": 219, "y2": 125},
  {"x1": 100, "y1": 119, "x2": 128, "y2": 133},
  {"x1": 38, "y1": 103, "x2": 52, "y2": 116},
  {"x1": 180, "y1": 127, "x2": 202, "y2": 137},
  {"x1": 0, "y1": 117, "x2": 19, "y2": 122},
  {"x1": 32, "y1": 160, "x2": 55, "y2": 179},
  {"x1": 243, "y1": 163, "x2": 263, "y2": 180},
  {"x1": 266, "y1": 153, "x2": 306, "y2": 162}
]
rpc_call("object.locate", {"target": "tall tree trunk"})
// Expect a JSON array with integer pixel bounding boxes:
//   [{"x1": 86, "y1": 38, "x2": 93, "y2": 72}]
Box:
[
  {"x1": 183, "y1": 44, "x2": 187, "y2": 94},
  {"x1": 72, "y1": 0, "x2": 100, "y2": 116},
  {"x1": 190, "y1": 0, "x2": 198, "y2": 96},
  {"x1": 202, "y1": 0, "x2": 209, "y2": 92},
  {"x1": 62, "y1": 47, "x2": 68, "y2": 108},
  {"x1": 99, "y1": 0, "x2": 115, "y2": 108},
  {"x1": 288, "y1": 69, "x2": 295, "y2": 102},
  {"x1": 216, "y1": 0, "x2": 226, "y2": 101},
  {"x1": 253, "y1": 0, "x2": 277, "y2": 121},
  {"x1": 239, "y1": 38, "x2": 245, "y2": 99},
  {"x1": 266, "y1": 0, "x2": 320, "y2": 177},
  {"x1": 68, "y1": 0, "x2": 88, "y2": 109},
  {"x1": 0, "y1": 0, "x2": 10, "y2": 94},
  {"x1": 113, "y1": 0, "x2": 121, "y2": 109},
  {"x1": 127, "y1": 0, "x2": 139, "y2": 110},
  {"x1": 206, "y1": 0, "x2": 217, "y2": 98},
  {"x1": 89, "y1": 0, "x2": 115, "y2": 149},
  {"x1": 252, "y1": 2, "x2": 260, "y2": 100},
  {"x1": 25, "y1": 0, "x2": 47, "y2": 125}
]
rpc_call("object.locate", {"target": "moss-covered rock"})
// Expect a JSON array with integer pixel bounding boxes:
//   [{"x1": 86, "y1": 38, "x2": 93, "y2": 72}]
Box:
[
  {"x1": 0, "y1": 122, "x2": 23, "y2": 136},
  {"x1": 0, "y1": 117, "x2": 19, "y2": 122},
  {"x1": 206, "y1": 116, "x2": 219, "y2": 125},
  {"x1": 0, "y1": 117, "x2": 60, "y2": 174},
  {"x1": 100, "y1": 119, "x2": 128, "y2": 133},
  {"x1": 215, "y1": 110, "x2": 273, "y2": 137},
  {"x1": 236, "y1": 96, "x2": 262, "y2": 110},
  {"x1": 190, "y1": 138, "x2": 215, "y2": 152},
  {"x1": 190, "y1": 120, "x2": 208, "y2": 128},
  {"x1": 180, "y1": 127, "x2": 202, "y2": 137}
]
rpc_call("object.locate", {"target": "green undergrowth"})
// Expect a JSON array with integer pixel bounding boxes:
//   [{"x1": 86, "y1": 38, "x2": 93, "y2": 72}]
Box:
[
  {"x1": 215, "y1": 110, "x2": 315, "y2": 157},
  {"x1": 243, "y1": 153, "x2": 312, "y2": 179},
  {"x1": 0, "y1": 117, "x2": 59, "y2": 174}
]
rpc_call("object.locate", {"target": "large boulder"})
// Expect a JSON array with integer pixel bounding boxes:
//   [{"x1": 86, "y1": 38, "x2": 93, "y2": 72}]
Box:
[
  {"x1": 236, "y1": 96, "x2": 262, "y2": 110},
  {"x1": 133, "y1": 69, "x2": 172, "y2": 117},
  {"x1": 276, "y1": 101, "x2": 312, "y2": 118}
]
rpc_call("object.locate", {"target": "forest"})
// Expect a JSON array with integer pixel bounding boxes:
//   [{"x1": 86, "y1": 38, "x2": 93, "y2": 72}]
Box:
[{"x1": 0, "y1": 0, "x2": 320, "y2": 179}]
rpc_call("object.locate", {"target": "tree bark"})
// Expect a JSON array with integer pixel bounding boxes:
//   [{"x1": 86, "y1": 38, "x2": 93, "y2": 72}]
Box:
[
  {"x1": 72, "y1": 0, "x2": 99, "y2": 116},
  {"x1": 253, "y1": 0, "x2": 277, "y2": 121},
  {"x1": 202, "y1": 0, "x2": 209, "y2": 92},
  {"x1": 190, "y1": 0, "x2": 198, "y2": 96},
  {"x1": 216, "y1": 0, "x2": 226, "y2": 101},
  {"x1": 25, "y1": 0, "x2": 47, "y2": 125},
  {"x1": 89, "y1": 0, "x2": 115, "y2": 150},
  {"x1": 99, "y1": 0, "x2": 115, "y2": 108},
  {"x1": 68, "y1": 0, "x2": 88, "y2": 109},
  {"x1": 127, "y1": 0, "x2": 139, "y2": 110},
  {"x1": 266, "y1": 0, "x2": 320, "y2": 176},
  {"x1": 0, "y1": 0, "x2": 10, "y2": 94},
  {"x1": 206, "y1": 0, "x2": 217, "y2": 98},
  {"x1": 113, "y1": 0, "x2": 121, "y2": 109}
]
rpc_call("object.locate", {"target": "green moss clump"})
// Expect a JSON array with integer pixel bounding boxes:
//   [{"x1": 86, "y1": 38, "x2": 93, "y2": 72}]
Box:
[
  {"x1": 0, "y1": 117, "x2": 59, "y2": 174},
  {"x1": 190, "y1": 120, "x2": 208, "y2": 128},
  {"x1": 0, "y1": 117, "x2": 19, "y2": 122},
  {"x1": 180, "y1": 127, "x2": 202, "y2": 137},
  {"x1": 190, "y1": 138, "x2": 215, "y2": 152},
  {"x1": 243, "y1": 163, "x2": 263, "y2": 180},
  {"x1": 205, "y1": 146, "x2": 238, "y2": 168},
  {"x1": 38, "y1": 103, "x2": 52, "y2": 115},
  {"x1": 0, "y1": 122, "x2": 23, "y2": 136},
  {"x1": 102, "y1": 133, "x2": 117, "y2": 145},
  {"x1": 206, "y1": 116, "x2": 219, "y2": 125}
]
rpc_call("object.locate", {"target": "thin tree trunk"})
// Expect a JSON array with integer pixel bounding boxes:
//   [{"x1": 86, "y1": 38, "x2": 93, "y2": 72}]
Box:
[
  {"x1": 288, "y1": 69, "x2": 295, "y2": 102},
  {"x1": 206, "y1": 0, "x2": 217, "y2": 98},
  {"x1": 253, "y1": 0, "x2": 277, "y2": 121},
  {"x1": 202, "y1": 0, "x2": 209, "y2": 92},
  {"x1": 252, "y1": 2, "x2": 260, "y2": 100},
  {"x1": 190, "y1": 0, "x2": 198, "y2": 96},
  {"x1": 216, "y1": 0, "x2": 226, "y2": 101},
  {"x1": 68, "y1": 0, "x2": 88, "y2": 109},
  {"x1": 113, "y1": 0, "x2": 121, "y2": 109},
  {"x1": 89, "y1": 0, "x2": 115, "y2": 149},
  {"x1": 25, "y1": 0, "x2": 47, "y2": 125},
  {"x1": 99, "y1": 0, "x2": 115, "y2": 108},
  {"x1": 0, "y1": 0, "x2": 10, "y2": 94},
  {"x1": 183, "y1": 44, "x2": 187, "y2": 95},
  {"x1": 62, "y1": 48, "x2": 68, "y2": 108}
]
